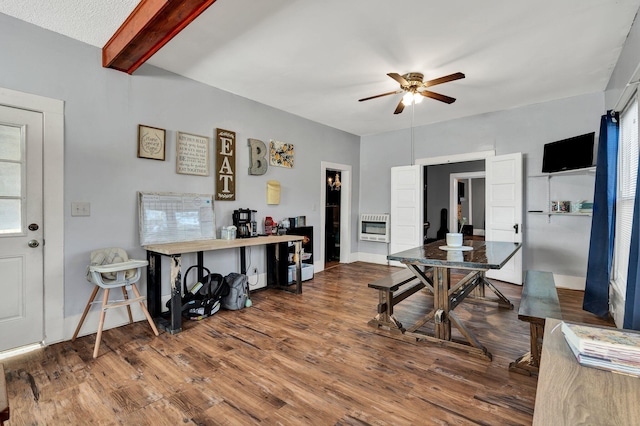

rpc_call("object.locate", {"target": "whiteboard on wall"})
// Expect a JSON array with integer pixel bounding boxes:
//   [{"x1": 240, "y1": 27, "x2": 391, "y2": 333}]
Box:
[{"x1": 138, "y1": 192, "x2": 216, "y2": 246}]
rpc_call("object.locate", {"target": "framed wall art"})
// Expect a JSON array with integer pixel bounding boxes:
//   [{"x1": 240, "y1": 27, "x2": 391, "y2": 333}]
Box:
[
  {"x1": 137, "y1": 124, "x2": 166, "y2": 161},
  {"x1": 269, "y1": 140, "x2": 294, "y2": 168},
  {"x1": 176, "y1": 131, "x2": 210, "y2": 176},
  {"x1": 215, "y1": 128, "x2": 236, "y2": 201}
]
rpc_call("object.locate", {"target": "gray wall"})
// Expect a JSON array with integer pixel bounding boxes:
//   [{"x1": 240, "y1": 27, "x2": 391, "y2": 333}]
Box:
[
  {"x1": 3, "y1": 5, "x2": 638, "y2": 317},
  {"x1": 605, "y1": 7, "x2": 640, "y2": 110},
  {"x1": 0, "y1": 13, "x2": 360, "y2": 317},
  {"x1": 425, "y1": 160, "x2": 485, "y2": 240},
  {"x1": 361, "y1": 92, "x2": 604, "y2": 276},
  {"x1": 471, "y1": 178, "x2": 486, "y2": 231}
]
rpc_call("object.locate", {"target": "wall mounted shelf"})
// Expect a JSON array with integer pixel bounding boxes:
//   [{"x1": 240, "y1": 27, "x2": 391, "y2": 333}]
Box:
[
  {"x1": 528, "y1": 211, "x2": 593, "y2": 217},
  {"x1": 529, "y1": 166, "x2": 596, "y2": 179},
  {"x1": 528, "y1": 166, "x2": 596, "y2": 222}
]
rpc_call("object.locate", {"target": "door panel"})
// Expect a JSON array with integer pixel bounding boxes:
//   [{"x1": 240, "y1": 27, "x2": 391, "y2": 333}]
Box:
[
  {"x1": 485, "y1": 153, "x2": 523, "y2": 284},
  {"x1": 0, "y1": 256, "x2": 23, "y2": 319},
  {"x1": 390, "y1": 165, "x2": 423, "y2": 266},
  {"x1": 0, "y1": 105, "x2": 44, "y2": 351}
]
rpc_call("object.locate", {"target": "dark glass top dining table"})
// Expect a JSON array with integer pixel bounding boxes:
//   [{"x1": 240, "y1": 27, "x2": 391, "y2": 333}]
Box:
[
  {"x1": 387, "y1": 239, "x2": 521, "y2": 270},
  {"x1": 385, "y1": 239, "x2": 522, "y2": 360}
]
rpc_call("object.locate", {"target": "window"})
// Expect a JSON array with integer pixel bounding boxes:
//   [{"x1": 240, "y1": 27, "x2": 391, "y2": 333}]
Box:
[
  {"x1": 613, "y1": 96, "x2": 639, "y2": 295},
  {"x1": 0, "y1": 123, "x2": 24, "y2": 234}
]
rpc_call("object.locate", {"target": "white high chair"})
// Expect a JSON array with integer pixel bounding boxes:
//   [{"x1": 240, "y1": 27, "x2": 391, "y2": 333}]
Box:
[{"x1": 72, "y1": 248, "x2": 159, "y2": 358}]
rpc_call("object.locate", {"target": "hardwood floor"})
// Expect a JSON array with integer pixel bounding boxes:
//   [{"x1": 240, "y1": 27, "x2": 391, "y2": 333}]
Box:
[
  {"x1": 2, "y1": 263, "x2": 614, "y2": 425},
  {"x1": 323, "y1": 260, "x2": 340, "y2": 270}
]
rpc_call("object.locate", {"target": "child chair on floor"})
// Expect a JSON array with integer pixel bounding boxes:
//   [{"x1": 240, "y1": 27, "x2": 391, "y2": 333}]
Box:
[{"x1": 72, "y1": 247, "x2": 159, "y2": 358}]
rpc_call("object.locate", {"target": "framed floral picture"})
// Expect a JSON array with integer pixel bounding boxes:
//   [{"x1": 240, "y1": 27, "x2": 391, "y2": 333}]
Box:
[
  {"x1": 138, "y1": 124, "x2": 166, "y2": 161},
  {"x1": 269, "y1": 140, "x2": 294, "y2": 168}
]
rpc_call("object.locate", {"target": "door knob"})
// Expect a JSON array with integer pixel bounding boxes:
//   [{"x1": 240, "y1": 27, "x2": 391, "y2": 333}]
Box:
[{"x1": 28, "y1": 240, "x2": 39, "y2": 248}]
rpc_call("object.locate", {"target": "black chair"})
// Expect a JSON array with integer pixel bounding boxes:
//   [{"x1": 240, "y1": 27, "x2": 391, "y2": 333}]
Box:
[{"x1": 436, "y1": 208, "x2": 449, "y2": 240}]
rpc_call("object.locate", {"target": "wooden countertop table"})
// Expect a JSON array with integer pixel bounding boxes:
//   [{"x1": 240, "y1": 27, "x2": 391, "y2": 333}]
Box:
[
  {"x1": 533, "y1": 318, "x2": 640, "y2": 425},
  {"x1": 144, "y1": 235, "x2": 304, "y2": 334},
  {"x1": 387, "y1": 239, "x2": 521, "y2": 359},
  {"x1": 144, "y1": 234, "x2": 303, "y2": 255}
]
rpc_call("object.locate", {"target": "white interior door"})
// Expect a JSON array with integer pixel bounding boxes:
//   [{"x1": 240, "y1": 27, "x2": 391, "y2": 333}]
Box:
[
  {"x1": 0, "y1": 104, "x2": 44, "y2": 351},
  {"x1": 390, "y1": 165, "x2": 423, "y2": 266},
  {"x1": 485, "y1": 152, "x2": 523, "y2": 284}
]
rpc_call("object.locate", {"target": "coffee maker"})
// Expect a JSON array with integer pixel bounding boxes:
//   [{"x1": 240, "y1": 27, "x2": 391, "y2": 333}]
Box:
[{"x1": 233, "y1": 208, "x2": 257, "y2": 238}]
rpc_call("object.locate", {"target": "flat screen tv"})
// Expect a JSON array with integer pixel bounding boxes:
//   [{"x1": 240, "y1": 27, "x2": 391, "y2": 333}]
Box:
[{"x1": 542, "y1": 132, "x2": 595, "y2": 173}]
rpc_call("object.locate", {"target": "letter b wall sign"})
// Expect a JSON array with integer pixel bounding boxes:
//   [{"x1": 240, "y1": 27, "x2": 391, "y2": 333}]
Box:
[
  {"x1": 215, "y1": 128, "x2": 236, "y2": 201},
  {"x1": 248, "y1": 138, "x2": 268, "y2": 175}
]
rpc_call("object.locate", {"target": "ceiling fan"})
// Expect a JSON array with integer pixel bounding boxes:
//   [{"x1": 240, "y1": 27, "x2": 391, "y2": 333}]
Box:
[{"x1": 359, "y1": 72, "x2": 465, "y2": 114}]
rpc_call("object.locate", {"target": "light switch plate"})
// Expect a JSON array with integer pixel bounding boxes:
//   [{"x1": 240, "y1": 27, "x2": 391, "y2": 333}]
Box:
[{"x1": 71, "y1": 202, "x2": 90, "y2": 217}]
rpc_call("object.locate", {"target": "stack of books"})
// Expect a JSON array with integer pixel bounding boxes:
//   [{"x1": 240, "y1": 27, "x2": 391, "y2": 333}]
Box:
[
  {"x1": 561, "y1": 321, "x2": 640, "y2": 377},
  {"x1": 578, "y1": 201, "x2": 593, "y2": 214}
]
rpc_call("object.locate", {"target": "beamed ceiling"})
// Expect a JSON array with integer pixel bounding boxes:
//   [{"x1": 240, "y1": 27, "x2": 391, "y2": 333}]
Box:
[{"x1": 1, "y1": 0, "x2": 639, "y2": 136}]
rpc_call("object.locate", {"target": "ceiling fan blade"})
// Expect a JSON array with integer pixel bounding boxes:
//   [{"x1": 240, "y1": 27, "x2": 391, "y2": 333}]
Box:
[
  {"x1": 358, "y1": 90, "x2": 402, "y2": 102},
  {"x1": 423, "y1": 72, "x2": 465, "y2": 88},
  {"x1": 393, "y1": 99, "x2": 405, "y2": 114},
  {"x1": 420, "y1": 90, "x2": 456, "y2": 104},
  {"x1": 387, "y1": 72, "x2": 409, "y2": 86}
]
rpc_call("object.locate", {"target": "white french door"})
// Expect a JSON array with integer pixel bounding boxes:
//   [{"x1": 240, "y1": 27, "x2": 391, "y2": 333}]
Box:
[
  {"x1": 485, "y1": 152, "x2": 523, "y2": 284},
  {"x1": 0, "y1": 104, "x2": 45, "y2": 351},
  {"x1": 390, "y1": 165, "x2": 423, "y2": 266}
]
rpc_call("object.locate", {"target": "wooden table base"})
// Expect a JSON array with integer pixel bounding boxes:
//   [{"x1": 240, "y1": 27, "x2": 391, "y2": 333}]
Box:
[{"x1": 372, "y1": 265, "x2": 513, "y2": 361}]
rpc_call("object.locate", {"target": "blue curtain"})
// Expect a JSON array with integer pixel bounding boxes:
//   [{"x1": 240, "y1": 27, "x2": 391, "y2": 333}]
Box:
[
  {"x1": 625, "y1": 149, "x2": 640, "y2": 330},
  {"x1": 583, "y1": 111, "x2": 619, "y2": 317}
]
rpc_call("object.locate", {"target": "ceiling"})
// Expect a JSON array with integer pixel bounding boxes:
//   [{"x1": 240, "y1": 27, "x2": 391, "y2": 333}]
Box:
[{"x1": 2, "y1": 0, "x2": 639, "y2": 136}]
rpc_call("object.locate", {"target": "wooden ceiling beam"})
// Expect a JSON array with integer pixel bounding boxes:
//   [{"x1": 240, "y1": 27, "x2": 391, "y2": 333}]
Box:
[{"x1": 103, "y1": 0, "x2": 218, "y2": 74}]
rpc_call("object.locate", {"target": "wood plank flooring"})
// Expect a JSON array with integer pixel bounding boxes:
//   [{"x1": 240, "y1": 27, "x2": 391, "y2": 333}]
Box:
[{"x1": 2, "y1": 262, "x2": 614, "y2": 425}]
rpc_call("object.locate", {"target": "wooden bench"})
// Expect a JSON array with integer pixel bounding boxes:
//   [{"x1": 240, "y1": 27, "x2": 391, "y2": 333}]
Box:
[
  {"x1": 368, "y1": 268, "x2": 430, "y2": 333},
  {"x1": 509, "y1": 270, "x2": 562, "y2": 376},
  {"x1": 0, "y1": 364, "x2": 8, "y2": 425}
]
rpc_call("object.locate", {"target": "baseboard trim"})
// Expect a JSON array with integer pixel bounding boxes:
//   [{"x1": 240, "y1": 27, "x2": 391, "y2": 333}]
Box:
[
  {"x1": 355, "y1": 252, "x2": 391, "y2": 265},
  {"x1": 553, "y1": 274, "x2": 585, "y2": 291}
]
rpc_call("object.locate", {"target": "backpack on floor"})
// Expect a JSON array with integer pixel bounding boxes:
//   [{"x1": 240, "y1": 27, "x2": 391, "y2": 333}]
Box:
[{"x1": 221, "y1": 272, "x2": 249, "y2": 310}]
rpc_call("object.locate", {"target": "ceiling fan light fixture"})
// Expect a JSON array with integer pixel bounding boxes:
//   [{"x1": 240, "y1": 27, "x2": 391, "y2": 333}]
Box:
[
  {"x1": 360, "y1": 71, "x2": 464, "y2": 113},
  {"x1": 402, "y1": 92, "x2": 422, "y2": 105}
]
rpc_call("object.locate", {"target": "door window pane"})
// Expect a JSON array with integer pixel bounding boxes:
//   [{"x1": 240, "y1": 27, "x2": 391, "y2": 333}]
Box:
[
  {"x1": 0, "y1": 123, "x2": 24, "y2": 234},
  {"x1": 0, "y1": 199, "x2": 22, "y2": 233},
  {"x1": 0, "y1": 162, "x2": 21, "y2": 196},
  {"x1": 0, "y1": 124, "x2": 22, "y2": 161}
]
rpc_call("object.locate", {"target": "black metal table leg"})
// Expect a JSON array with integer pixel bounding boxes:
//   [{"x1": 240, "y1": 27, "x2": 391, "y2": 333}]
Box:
[
  {"x1": 240, "y1": 247, "x2": 247, "y2": 274},
  {"x1": 147, "y1": 251, "x2": 161, "y2": 318},
  {"x1": 167, "y1": 255, "x2": 182, "y2": 334}
]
